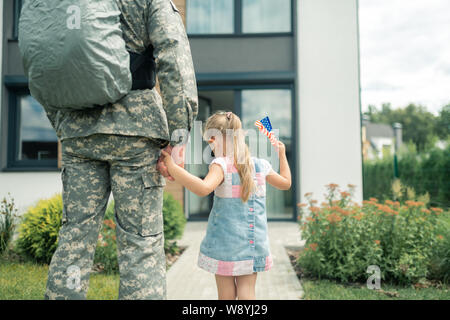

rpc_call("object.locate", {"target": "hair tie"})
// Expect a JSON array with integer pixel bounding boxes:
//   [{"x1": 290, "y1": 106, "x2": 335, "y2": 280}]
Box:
[{"x1": 226, "y1": 111, "x2": 232, "y2": 120}]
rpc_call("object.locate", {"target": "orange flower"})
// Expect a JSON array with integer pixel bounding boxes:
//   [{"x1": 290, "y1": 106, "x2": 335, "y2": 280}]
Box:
[
  {"x1": 304, "y1": 192, "x2": 313, "y2": 198},
  {"x1": 405, "y1": 200, "x2": 423, "y2": 208},
  {"x1": 347, "y1": 184, "x2": 356, "y2": 189},
  {"x1": 421, "y1": 208, "x2": 431, "y2": 214},
  {"x1": 340, "y1": 191, "x2": 351, "y2": 198},
  {"x1": 339, "y1": 209, "x2": 351, "y2": 216},
  {"x1": 326, "y1": 183, "x2": 339, "y2": 190},
  {"x1": 310, "y1": 206, "x2": 321, "y2": 213},
  {"x1": 437, "y1": 235, "x2": 444, "y2": 240},
  {"x1": 353, "y1": 213, "x2": 365, "y2": 221},
  {"x1": 431, "y1": 207, "x2": 443, "y2": 215},
  {"x1": 384, "y1": 200, "x2": 394, "y2": 206},
  {"x1": 297, "y1": 203, "x2": 308, "y2": 208},
  {"x1": 104, "y1": 219, "x2": 116, "y2": 229},
  {"x1": 378, "y1": 204, "x2": 396, "y2": 215},
  {"x1": 306, "y1": 217, "x2": 315, "y2": 222},
  {"x1": 369, "y1": 197, "x2": 378, "y2": 202},
  {"x1": 374, "y1": 240, "x2": 380, "y2": 245},
  {"x1": 309, "y1": 243, "x2": 318, "y2": 251},
  {"x1": 326, "y1": 213, "x2": 342, "y2": 223}
]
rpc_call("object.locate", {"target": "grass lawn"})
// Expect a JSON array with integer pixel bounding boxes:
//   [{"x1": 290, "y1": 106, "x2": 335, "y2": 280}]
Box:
[
  {"x1": 301, "y1": 278, "x2": 450, "y2": 300},
  {"x1": 0, "y1": 246, "x2": 185, "y2": 300},
  {"x1": 286, "y1": 248, "x2": 450, "y2": 300},
  {"x1": 0, "y1": 259, "x2": 120, "y2": 300}
]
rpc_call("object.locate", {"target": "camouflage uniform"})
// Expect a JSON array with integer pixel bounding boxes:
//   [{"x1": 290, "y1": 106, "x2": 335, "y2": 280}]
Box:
[{"x1": 44, "y1": 0, "x2": 198, "y2": 300}]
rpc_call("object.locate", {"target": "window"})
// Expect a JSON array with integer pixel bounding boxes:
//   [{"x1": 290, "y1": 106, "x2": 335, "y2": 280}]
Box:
[
  {"x1": 186, "y1": 0, "x2": 234, "y2": 34},
  {"x1": 186, "y1": 0, "x2": 292, "y2": 35},
  {"x1": 242, "y1": 0, "x2": 292, "y2": 33},
  {"x1": 8, "y1": 90, "x2": 58, "y2": 169}
]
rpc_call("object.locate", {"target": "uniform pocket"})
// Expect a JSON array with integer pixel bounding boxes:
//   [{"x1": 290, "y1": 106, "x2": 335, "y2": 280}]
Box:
[{"x1": 140, "y1": 171, "x2": 166, "y2": 237}]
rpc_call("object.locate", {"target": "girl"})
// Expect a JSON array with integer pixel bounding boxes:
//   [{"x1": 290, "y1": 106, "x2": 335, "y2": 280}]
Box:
[{"x1": 160, "y1": 111, "x2": 291, "y2": 300}]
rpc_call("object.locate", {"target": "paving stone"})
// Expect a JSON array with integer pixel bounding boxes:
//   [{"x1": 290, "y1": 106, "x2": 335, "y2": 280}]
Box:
[{"x1": 167, "y1": 221, "x2": 305, "y2": 300}]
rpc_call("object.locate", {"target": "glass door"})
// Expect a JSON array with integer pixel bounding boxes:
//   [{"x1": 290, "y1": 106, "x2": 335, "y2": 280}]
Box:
[
  {"x1": 241, "y1": 89, "x2": 294, "y2": 219},
  {"x1": 185, "y1": 88, "x2": 294, "y2": 220},
  {"x1": 185, "y1": 90, "x2": 237, "y2": 219}
]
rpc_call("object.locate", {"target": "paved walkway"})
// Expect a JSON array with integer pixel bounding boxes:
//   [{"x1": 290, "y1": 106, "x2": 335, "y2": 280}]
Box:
[{"x1": 167, "y1": 221, "x2": 305, "y2": 300}]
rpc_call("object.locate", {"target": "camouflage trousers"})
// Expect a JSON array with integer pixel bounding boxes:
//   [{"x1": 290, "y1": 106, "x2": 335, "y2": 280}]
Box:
[{"x1": 45, "y1": 134, "x2": 167, "y2": 300}]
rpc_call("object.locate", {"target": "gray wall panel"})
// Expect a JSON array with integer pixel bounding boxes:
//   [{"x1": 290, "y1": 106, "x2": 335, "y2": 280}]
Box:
[
  {"x1": 7, "y1": 42, "x2": 23, "y2": 74},
  {"x1": 189, "y1": 36, "x2": 294, "y2": 74}
]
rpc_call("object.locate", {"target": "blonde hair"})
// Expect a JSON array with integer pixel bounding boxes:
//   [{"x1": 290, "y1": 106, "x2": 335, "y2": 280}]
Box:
[{"x1": 203, "y1": 111, "x2": 255, "y2": 202}]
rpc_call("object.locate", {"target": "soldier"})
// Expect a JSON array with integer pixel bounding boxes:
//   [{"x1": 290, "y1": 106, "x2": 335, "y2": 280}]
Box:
[{"x1": 43, "y1": 0, "x2": 198, "y2": 299}]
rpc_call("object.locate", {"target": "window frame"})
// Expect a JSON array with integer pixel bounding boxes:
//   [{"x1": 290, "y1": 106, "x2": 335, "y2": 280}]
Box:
[
  {"x1": 13, "y1": 0, "x2": 23, "y2": 40},
  {"x1": 5, "y1": 83, "x2": 59, "y2": 171},
  {"x1": 186, "y1": 0, "x2": 294, "y2": 38}
]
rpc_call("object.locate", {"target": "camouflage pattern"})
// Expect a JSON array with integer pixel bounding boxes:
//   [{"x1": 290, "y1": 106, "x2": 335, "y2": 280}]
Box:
[
  {"x1": 45, "y1": 0, "x2": 198, "y2": 146},
  {"x1": 45, "y1": 134, "x2": 166, "y2": 300}
]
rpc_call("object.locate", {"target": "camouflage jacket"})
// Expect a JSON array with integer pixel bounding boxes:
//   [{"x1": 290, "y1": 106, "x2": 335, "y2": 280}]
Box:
[{"x1": 45, "y1": 0, "x2": 198, "y2": 147}]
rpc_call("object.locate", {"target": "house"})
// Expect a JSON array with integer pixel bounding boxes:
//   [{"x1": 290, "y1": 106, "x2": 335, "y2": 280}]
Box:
[
  {"x1": 361, "y1": 115, "x2": 403, "y2": 160},
  {"x1": 1, "y1": 0, "x2": 363, "y2": 219}
]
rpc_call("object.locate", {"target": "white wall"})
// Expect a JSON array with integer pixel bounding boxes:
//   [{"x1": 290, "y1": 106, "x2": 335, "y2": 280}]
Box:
[
  {"x1": 0, "y1": 172, "x2": 62, "y2": 214},
  {"x1": 296, "y1": 0, "x2": 363, "y2": 207}
]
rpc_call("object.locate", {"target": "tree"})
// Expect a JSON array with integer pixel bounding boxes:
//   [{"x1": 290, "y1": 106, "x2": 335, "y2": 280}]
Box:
[
  {"x1": 363, "y1": 103, "x2": 441, "y2": 153},
  {"x1": 434, "y1": 104, "x2": 450, "y2": 140}
]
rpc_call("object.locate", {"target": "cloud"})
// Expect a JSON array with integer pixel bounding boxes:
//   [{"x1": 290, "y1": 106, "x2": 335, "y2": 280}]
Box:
[{"x1": 359, "y1": 0, "x2": 450, "y2": 115}]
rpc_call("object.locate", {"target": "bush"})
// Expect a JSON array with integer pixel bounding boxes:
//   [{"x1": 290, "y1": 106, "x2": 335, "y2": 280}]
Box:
[
  {"x1": 16, "y1": 192, "x2": 186, "y2": 271},
  {"x1": 0, "y1": 194, "x2": 18, "y2": 255},
  {"x1": 297, "y1": 183, "x2": 446, "y2": 285},
  {"x1": 16, "y1": 194, "x2": 63, "y2": 263},
  {"x1": 93, "y1": 201, "x2": 118, "y2": 273},
  {"x1": 163, "y1": 192, "x2": 186, "y2": 253},
  {"x1": 428, "y1": 213, "x2": 450, "y2": 283},
  {"x1": 363, "y1": 142, "x2": 450, "y2": 209}
]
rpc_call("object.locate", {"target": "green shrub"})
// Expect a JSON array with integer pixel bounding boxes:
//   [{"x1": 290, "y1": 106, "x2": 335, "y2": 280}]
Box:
[
  {"x1": 16, "y1": 192, "x2": 186, "y2": 271},
  {"x1": 16, "y1": 194, "x2": 63, "y2": 263},
  {"x1": 93, "y1": 201, "x2": 118, "y2": 274},
  {"x1": 428, "y1": 213, "x2": 450, "y2": 283},
  {"x1": 163, "y1": 192, "x2": 186, "y2": 253},
  {"x1": 363, "y1": 142, "x2": 450, "y2": 209},
  {"x1": 0, "y1": 194, "x2": 18, "y2": 255},
  {"x1": 297, "y1": 183, "x2": 446, "y2": 285}
]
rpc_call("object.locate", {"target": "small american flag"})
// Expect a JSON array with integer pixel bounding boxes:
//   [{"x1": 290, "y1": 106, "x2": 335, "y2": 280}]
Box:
[{"x1": 255, "y1": 116, "x2": 278, "y2": 147}]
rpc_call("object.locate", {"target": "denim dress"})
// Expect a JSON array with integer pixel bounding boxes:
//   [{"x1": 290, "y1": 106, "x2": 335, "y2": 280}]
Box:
[{"x1": 197, "y1": 156, "x2": 274, "y2": 276}]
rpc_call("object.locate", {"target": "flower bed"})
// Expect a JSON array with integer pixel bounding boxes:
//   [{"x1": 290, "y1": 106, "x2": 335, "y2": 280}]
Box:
[{"x1": 297, "y1": 183, "x2": 448, "y2": 285}]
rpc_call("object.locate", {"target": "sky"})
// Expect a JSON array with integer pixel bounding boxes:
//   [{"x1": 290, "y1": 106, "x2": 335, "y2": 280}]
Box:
[{"x1": 358, "y1": 0, "x2": 450, "y2": 116}]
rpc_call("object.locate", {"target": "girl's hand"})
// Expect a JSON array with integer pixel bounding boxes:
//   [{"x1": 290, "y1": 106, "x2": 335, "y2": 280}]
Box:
[
  {"x1": 160, "y1": 149, "x2": 175, "y2": 169},
  {"x1": 277, "y1": 140, "x2": 286, "y2": 157}
]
